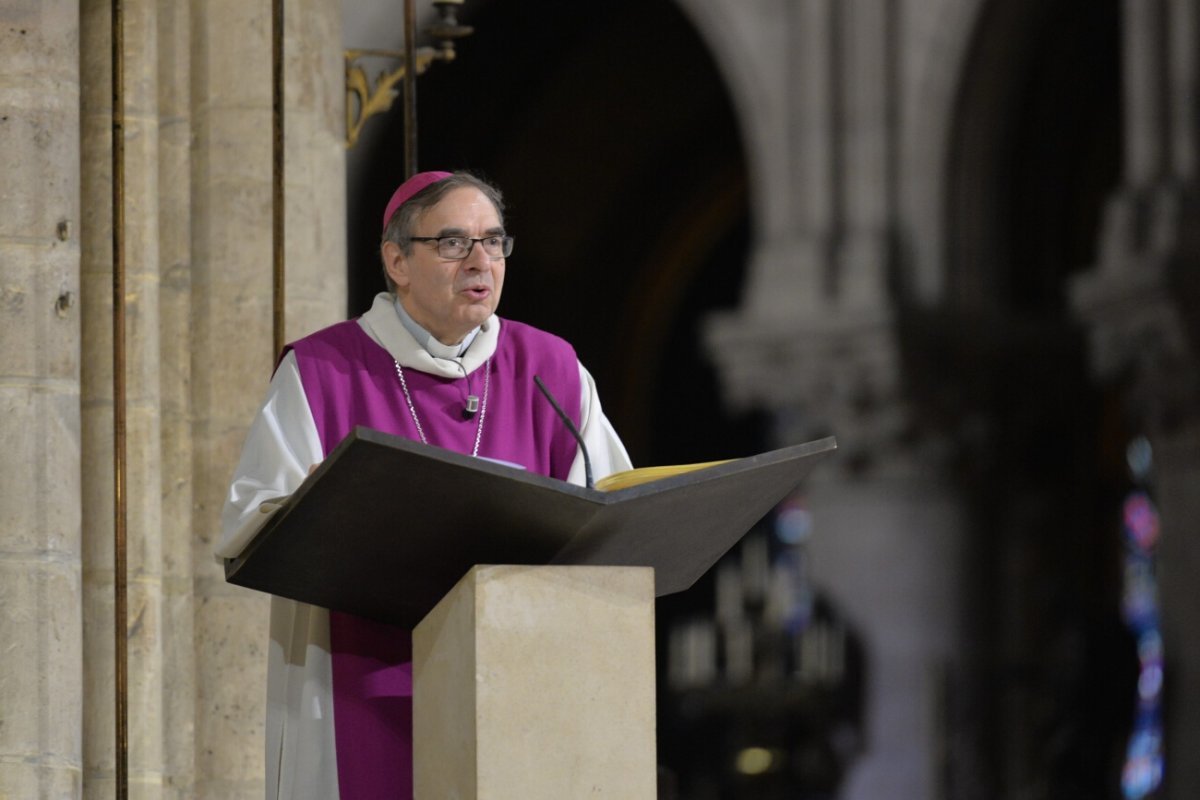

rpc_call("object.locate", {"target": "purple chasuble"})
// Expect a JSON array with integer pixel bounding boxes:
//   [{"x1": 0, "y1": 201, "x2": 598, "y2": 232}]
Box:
[{"x1": 286, "y1": 318, "x2": 582, "y2": 800}]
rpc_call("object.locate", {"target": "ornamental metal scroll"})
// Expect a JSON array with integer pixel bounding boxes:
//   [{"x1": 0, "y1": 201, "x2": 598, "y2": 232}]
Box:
[{"x1": 344, "y1": 0, "x2": 474, "y2": 153}]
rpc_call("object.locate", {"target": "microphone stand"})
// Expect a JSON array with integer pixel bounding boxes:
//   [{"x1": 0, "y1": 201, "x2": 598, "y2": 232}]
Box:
[{"x1": 533, "y1": 376, "x2": 594, "y2": 490}]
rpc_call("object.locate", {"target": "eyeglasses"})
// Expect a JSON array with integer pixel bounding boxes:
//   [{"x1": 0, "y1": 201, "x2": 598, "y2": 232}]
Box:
[{"x1": 409, "y1": 235, "x2": 514, "y2": 260}]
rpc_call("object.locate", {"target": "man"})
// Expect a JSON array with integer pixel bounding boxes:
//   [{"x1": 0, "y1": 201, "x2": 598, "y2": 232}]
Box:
[{"x1": 217, "y1": 170, "x2": 632, "y2": 799}]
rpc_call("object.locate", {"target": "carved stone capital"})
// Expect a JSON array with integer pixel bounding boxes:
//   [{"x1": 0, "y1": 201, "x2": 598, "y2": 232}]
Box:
[
  {"x1": 1071, "y1": 185, "x2": 1200, "y2": 432},
  {"x1": 704, "y1": 307, "x2": 926, "y2": 475}
]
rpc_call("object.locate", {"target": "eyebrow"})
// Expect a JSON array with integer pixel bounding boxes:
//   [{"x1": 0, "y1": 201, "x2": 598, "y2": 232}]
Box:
[{"x1": 432, "y1": 226, "x2": 507, "y2": 237}]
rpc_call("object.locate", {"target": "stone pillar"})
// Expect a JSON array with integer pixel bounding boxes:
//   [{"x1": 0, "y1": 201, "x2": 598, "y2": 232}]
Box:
[
  {"x1": 157, "y1": 0, "x2": 197, "y2": 796},
  {"x1": 79, "y1": 0, "x2": 169, "y2": 796},
  {"x1": 0, "y1": 3, "x2": 83, "y2": 797},
  {"x1": 121, "y1": 1, "x2": 167, "y2": 794},
  {"x1": 1153, "y1": 426, "x2": 1200, "y2": 798},
  {"x1": 672, "y1": 0, "x2": 823, "y2": 317},
  {"x1": 707, "y1": 307, "x2": 965, "y2": 800},
  {"x1": 678, "y1": 0, "x2": 898, "y2": 321},
  {"x1": 802, "y1": 460, "x2": 965, "y2": 800},
  {"x1": 190, "y1": 0, "x2": 345, "y2": 796},
  {"x1": 781, "y1": 0, "x2": 837, "y2": 316},
  {"x1": 702, "y1": 8, "x2": 962, "y2": 793},
  {"x1": 284, "y1": 0, "x2": 347, "y2": 340},
  {"x1": 1071, "y1": 3, "x2": 1200, "y2": 798},
  {"x1": 1121, "y1": 0, "x2": 1169, "y2": 189},
  {"x1": 837, "y1": 0, "x2": 896, "y2": 311},
  {"x1": 77, "y1": 4, "x2": 117, "y2": 784},
  {"x1": 1165, "y1": 0, "x2": 1198, "y2": 182},
  {"x1": 188, "y1": 0, "x2": 276, "y2": 791}
]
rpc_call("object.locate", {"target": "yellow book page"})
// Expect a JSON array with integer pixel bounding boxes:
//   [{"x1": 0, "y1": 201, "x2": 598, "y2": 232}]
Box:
[{"x1": 593, "y1": 458, "x2": 735, "y2": 492}]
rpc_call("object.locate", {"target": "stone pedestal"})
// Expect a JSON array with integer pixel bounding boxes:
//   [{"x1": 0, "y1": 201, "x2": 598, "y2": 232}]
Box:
[{"x1": 413, "y1": 565, "x2": 657, "y2": 799}]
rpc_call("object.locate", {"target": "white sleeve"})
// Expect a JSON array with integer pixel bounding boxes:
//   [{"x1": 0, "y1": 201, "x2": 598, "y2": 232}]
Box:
[
  {"x1": 567, "y1": 362, "x2": 633, "y2": 487},
  {"x1": 216, "y1": 351, "x2": 324, "y2": 559}
]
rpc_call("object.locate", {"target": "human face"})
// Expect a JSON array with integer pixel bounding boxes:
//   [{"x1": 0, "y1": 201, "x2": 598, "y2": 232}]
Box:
[{"x1": 382, "y1": 186, "x2": 507, "y2": 346}]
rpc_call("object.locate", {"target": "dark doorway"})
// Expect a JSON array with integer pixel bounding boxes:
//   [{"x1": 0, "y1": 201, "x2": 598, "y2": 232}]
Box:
[{"x1": 348, "y1": 0, "x2": 757, "y2": 466}]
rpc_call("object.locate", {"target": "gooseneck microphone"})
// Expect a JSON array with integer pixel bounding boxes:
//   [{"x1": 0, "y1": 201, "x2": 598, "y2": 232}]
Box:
[{"x1": 533, "y1": 375, "x2": 594, "y2": 490}]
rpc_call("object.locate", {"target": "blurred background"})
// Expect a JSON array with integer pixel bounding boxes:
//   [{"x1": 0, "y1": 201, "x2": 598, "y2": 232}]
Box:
[{"x1": 344, "y1": 1, "x2": 1197, "y2": 798}]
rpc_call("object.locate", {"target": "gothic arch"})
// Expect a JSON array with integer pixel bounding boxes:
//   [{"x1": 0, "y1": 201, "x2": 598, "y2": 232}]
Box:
[
  {"x1": 945, "y1": 0, "x2": 1121, "y2": 313},
  {"x1": 349, "y1": 0, "x2": 753, "y2": 465}
]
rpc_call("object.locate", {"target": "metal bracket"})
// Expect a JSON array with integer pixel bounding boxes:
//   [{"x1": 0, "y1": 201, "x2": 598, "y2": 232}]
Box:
[{"x1": 344, "y1": 0, "x2": 474, "y2": 150}]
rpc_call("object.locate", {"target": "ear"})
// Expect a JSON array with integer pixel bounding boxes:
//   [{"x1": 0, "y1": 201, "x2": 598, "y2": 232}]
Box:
[{"x1": 381, "y1": 241, "x2": 410, "y2": 290}]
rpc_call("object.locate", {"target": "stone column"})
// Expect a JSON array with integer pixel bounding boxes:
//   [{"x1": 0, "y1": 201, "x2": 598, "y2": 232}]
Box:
[
  {"x1": 672, "y1": 0, "x2": 823, "y2": 317},
  {"x1": 1121, "y1": 0, "x2": 1169, "y2": 190},
  {"x1": 702, "y1": 4, "x2": 964, "y2": 794},
  {"x1": 802, "y1": 458, "x2": 966, "y2": 800},
  {"x1": 79, "y1": 0, "x2": 169, "y2": 795},
  {"x1": 1153, "y1": 426, "x2": 1200, "y2": 799},
  {"x1": 188, "y1": 0, "x2": 276, "y2": 793},
  {"x1": 0, "y1": 3, "x2": 83, "y2": 797},
  {"x1": 118, "y1": 0, "x2": 168, "y2": 793},
  {"x1": 837, "y1": 0, "x2": 896, "y2": 311},
  {"x1": 776, "y1": 0, "x2": 837, "y2": 317},
  {"x1": 679, "y1": 0, "x2": 898, "y2": 320},
  {"x1": 77, "y1": 5, "x2": 118, "y2": 784},
  {"x1": 706, "y1": 309, "x2": 965, "y2": 800},
  {"x1": 284, "y1": 0, "x2": 347, "y2": 340},
  {"x1": 1071, "y1": 3, "x2": 1200, "y2": 798},
  {"x1": 157, "y1": 0, "x2": 197, "y2": 796},
  {"x1": 1165, "y1": 0, "x2": 1198, "y2": 182},
  {"x1": 190, "y1": 0, "x2": 345, "y2": 796}
]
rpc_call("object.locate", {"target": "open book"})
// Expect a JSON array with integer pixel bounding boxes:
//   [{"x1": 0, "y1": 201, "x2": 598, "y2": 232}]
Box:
[{"x1": 594, "y1": 459, "x2": 734, "y2": 491}]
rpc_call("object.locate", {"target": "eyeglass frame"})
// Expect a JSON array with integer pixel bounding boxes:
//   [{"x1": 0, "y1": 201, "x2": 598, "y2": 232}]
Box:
[{"x1": 408, "y1": 234, "x2": 514, "y2": 260}]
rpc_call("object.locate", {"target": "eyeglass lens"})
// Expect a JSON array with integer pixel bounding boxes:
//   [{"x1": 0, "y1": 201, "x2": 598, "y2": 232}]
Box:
[{"x1": 439, "y1": 236, "x2": 513, "y2": 259}]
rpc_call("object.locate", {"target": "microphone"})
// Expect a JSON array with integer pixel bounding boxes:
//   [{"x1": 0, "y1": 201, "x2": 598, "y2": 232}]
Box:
[
  {"x1": 534, "y1": 375, "x2": 594, "y2": 490},
  {"x1": 450, "y1": 359, "x2": 479, "y2": 418}
]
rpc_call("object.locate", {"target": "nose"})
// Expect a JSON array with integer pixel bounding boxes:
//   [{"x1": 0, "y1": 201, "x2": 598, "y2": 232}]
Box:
[{"x1": 463, "y1": 240, "x2": 493, "y2": 270}]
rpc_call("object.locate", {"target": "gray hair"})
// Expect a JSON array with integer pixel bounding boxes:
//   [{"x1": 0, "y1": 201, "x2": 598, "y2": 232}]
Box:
[{"x1": 380, "y1": 171, "x2": 507, "y2": 292}]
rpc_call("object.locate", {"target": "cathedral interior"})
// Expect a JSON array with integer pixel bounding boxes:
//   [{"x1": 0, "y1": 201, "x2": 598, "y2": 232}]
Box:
[{"x1": 2, "y1": 0, "x2": 1198, "y2": 797}]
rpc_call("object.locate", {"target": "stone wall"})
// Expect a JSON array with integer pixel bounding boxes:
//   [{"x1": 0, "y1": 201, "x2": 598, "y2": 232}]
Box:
[
  {"x1": 0, "y1": 0, "x2": 345, "y2": 796},
  {"x1": 0, "y1": 2, "x2": 83, "y2": 796}
]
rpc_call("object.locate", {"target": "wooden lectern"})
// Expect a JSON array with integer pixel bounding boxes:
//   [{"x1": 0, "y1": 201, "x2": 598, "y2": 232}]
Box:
[{"x1": 225, "y1": 427, "x2": 836, "y2": 798}]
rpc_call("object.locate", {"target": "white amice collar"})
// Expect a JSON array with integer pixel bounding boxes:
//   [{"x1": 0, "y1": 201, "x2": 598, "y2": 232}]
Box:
[{"x1": 358, "y1": 292, "x2": 498, "y2": 379}]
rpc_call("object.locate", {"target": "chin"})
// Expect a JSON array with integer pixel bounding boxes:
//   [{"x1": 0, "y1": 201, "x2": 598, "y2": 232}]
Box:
[
  {"x1": 467, "y1": 306, "x2": 496, "y2": 326},
  {"x1": 449, "y1": 316, "x2": 485, "y2": 340}
]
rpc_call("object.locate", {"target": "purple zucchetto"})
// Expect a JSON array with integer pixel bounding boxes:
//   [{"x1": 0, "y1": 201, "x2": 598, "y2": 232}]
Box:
[{"x1": 381, "y1": 170, "x2": 453, "y2": 232}]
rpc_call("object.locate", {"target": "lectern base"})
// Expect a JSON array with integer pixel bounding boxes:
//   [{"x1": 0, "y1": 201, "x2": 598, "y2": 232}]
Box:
[{"x1": 412, "y1": 565, "x2": 657, "y2": 799}]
